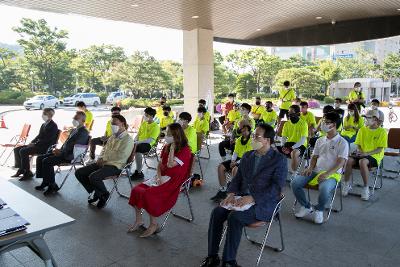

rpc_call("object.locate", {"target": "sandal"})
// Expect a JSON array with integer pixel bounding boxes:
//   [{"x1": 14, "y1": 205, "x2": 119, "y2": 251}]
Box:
[
  {"x1": 127, "y1": 222, "x2": 144, "y2": 233},
  {"x1": 139, "y1": 223, "x2": 159, "y2": 238}
]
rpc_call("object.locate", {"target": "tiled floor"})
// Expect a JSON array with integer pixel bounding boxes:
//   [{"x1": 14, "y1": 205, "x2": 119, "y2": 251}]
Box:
[{"x1": 1, "y1": 137, "x2": 400, "y2": 267}]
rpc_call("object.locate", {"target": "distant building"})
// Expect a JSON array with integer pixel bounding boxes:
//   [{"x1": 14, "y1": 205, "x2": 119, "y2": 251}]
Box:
[{"x1": 330, "y1": 78, "x2": 391, "y2": 102}]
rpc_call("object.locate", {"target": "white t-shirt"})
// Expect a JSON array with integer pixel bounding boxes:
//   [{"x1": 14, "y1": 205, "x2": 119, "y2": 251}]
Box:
[{"x1": 313, "y1": 133, "x2": 348, "y2": 174}]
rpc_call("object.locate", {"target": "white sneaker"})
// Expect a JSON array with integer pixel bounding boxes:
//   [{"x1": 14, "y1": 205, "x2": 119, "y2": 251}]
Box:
[
  {"x1": 313, "y1": 210, "x2": 324, "y2": 224},
  {"x1": 295, "y1": 206, "x2": 313, "y2": 218},
  {"x1": 361, "y1": 187, "x2": 370, "y2": 201},
  {"x1": 342, "y1": 182, "x2": 352, "y2": 196}
]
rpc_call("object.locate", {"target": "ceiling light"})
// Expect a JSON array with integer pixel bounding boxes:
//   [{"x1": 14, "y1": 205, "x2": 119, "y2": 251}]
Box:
[
  {"x1": 131, "y1": 4, "x2": 139, "y2": 7},
  {"x1": 256, "y1": 29, "x2": 261, "y2": 31},
  {"x1": 316, "y1": 16, "x2": 323, "y2": 20},
  {"x1": 192, "y1": 15, "x2": 199, "y2": 19},
  {"x1": 397, "y1": 8, "x2": 400, "y2": 11}
]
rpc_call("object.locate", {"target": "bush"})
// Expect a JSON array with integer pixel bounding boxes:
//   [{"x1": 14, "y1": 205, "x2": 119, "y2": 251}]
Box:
[
  {"x1": 324, "y1": 96, "x2": 335, "y2": 104},
  {"x1": 98, "y1": 92, "x2": 108, "y2": 104},
  {"x1": 0, "y1": 90, "x2": 35, "y2": 105},
  {"x1": 120, "y1": 98, "x2": 183, "y2": 109},
  {"x1": 308, "y1": 99, "x2": 321, "y2": 109}
]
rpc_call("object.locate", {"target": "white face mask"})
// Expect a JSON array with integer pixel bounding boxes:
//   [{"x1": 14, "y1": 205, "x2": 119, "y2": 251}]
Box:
[
  {"x1": 240, "y1": 110, "x2": 248, "y2": 116},
  {"x1": 165, "y1": 136, "x2": 174, "y2": 144},
  {"x1": 251, "y1": 139, "x2": 263, "y2": 150},
  {"x1": 349, "y1": 111, "x2": 355, "y2": 116},
  {"x1": 371, "y1": 105, "x2": 378, "y2": 110},
  {"x1": 365, "y1": 118, "x2": 374, "y2": 127},
  {"x1": 321, "y1": 122, "x2": 334, "y2": 133},
  {"x1": 143, "y1": 115, "x2": 149, "y2": 122},
  {"x1": 42, "y1": 115, "x2": 49, "y2": 122},
  {"x1": 72, "y1": 119, "x2": 79, "y2": 127},
  {"x1": 334, "y1": 103, "x2": 341, "y2": 109},
  {"x1": 177, "y1": 119, "x2": 186, "y2": 127},
  {"x1": 198, "y1": 113, "x2": 204, "y2": 119},
  {"x1": 111, "y1": 125, "x2": 120, "y2": 135}
]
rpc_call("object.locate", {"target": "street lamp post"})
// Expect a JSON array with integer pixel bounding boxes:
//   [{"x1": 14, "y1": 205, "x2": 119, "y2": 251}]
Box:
[{"x1": 29, "y1": 71, "x2": 34, "y2": 92}]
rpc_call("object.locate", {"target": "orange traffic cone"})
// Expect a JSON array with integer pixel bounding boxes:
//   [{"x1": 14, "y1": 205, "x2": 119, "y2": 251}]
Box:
[{"x1": 0, "y1": 116, "x2": 7, "y2": 129}]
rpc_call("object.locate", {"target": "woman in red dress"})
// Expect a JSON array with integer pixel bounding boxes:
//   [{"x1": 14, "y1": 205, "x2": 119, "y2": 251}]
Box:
[{"x1": 128, "y1": 123, "x2": 192, "y2": 237}]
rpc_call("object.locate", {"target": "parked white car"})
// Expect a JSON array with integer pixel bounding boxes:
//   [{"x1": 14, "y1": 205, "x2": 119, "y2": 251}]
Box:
[
  {"x1": 63, "y1": 93, "x2": 101, "y2": 107},
  {"x1": 24, "y1": 95, "x2": 59, "y2": 110},
  {"x1": 106, "y1": 91, "x2": 126, "y2": 105}
]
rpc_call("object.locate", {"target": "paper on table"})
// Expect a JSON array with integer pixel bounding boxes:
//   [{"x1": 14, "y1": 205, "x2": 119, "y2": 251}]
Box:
[
  {"x1": 220, "y1": 196, "x2": 255, "y2": 211},
  {"x1": 143, "y1": 175, "x2": 171, "y2": 187}
]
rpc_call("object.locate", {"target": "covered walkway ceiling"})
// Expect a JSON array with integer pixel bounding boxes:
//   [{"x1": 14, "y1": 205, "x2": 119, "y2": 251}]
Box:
[{"x1": 1, "y1": 0, "x2": 400, "y2": 46}]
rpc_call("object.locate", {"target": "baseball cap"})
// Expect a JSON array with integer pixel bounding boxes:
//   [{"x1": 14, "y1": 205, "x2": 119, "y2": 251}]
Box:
[{"x1": 362, "y1": 109, "x2": 384, "y2": 122}]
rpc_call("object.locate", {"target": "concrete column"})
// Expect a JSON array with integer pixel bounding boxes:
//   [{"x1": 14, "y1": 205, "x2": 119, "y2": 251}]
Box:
[{"x1": 183, "y1": 28, "x2": 214, "y2": 119}]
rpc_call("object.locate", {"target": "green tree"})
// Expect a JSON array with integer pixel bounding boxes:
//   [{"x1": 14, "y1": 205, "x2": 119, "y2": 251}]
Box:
[
  {"x1": 317, "y1": 60, "x2": 340, "y2": 95},
  {"x1": 160, "y1": 60, "x2": 183, "y2": 98},
  {"x1": 234, "y1": 73, "x2": 256, "y2": 99},
  {"x1": 382, "y1": 53, "x2": 400, "y2": 81},
  {"x1": 214, "y1": 51, "x2": 237, "y2": 98},
  {"x1": 336, "y1": 48, "x2": 379, "y2": 79},
  {"x1": 13, "y1": 18, "x2": 74, "y2": 94},
  {"x1": 274, "y1": 68, "x2": 324, "y2": 98}
]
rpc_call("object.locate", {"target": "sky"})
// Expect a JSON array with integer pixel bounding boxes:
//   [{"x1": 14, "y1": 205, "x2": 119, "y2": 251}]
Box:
[{"x1": 0, "y1": 4, "x2": 255, "y2": 62}]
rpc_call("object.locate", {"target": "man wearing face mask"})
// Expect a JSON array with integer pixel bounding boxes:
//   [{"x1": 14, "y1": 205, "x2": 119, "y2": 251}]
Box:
[
  {"x1": 277, "y1": 80, "x2": 296, "y2": 125},
  {"x1": 277, "y1": 105, "x2": 308, "y2": 172},
  {"x1": 291, "y1": 112, "x2": 348, "y2": 224},
  {"x1": 75, "y1": 115, "x2": 134, "y2": 209},
  {"x1": 35, "y1": 111, "x2": 89, "y2": 195},
  {"x1": 199, "y1": 99, "x2": 211, "y2": 123},
  {"x1": 222, "y1": 103, "x2": 241, "y2": 134},
  {"x1": 300, "y1": 101, "x2": 317, "y2": 138},
  {"x1": 348, "y1": 82, "x2": 365, "y2": 112},
  {"x1": 235, "y1": 103, "x2": 255, "y2": 131},
  {"x1": 159, "y1": 105, "x2": 174, "y2": 131},
  {"x1": 12, "y1": 108, "x2": 59, "y2": 180},
  {"x1": 88, "y1": 106, "x2": 121, "y2": 162},
  {"x1": 131, "y1": 107, "x2": 160, "y2": 180},
  {"x1": 201, "y1": 124, "x2": 287, "y2": 267},
  {"x1": 250, "y1": 97, "x2": 265, "y2": 125},
  {"x1": 334, "y1": 98, "x2": 345, "y2": 121},
  {"x1": 155, "y1": 96, "x2": 167, "y2": 120},
  {"x1": 178, "y1": 112, "x2": 197, "y2": 154},
  {"x1": 211, "y1": 125, "x2": 253, "y2": 202},
  {"x1": 370, "y1": 99, "x2": 384, "y2": 126},
  {"x1": 194, "y1": 106, "x2": 210, "y2": 152},
  {"x1": 260, "y1": 101, "x2": 277, "y2": 128},
  {"x1": 342, "y1": 109, "x2": 387, "y2": 201}
]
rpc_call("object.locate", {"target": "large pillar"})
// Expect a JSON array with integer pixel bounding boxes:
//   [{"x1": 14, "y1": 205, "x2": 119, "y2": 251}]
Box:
[{"x1": 183, "y1": 28, "x2": 214, "y2": 118}]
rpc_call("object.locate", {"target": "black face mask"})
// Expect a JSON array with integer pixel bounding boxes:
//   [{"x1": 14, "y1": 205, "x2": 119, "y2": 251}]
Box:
[
  {"x1": 160, "y1": 102, "x2": 165, "y2": 106},
  {"x1": 289, "y1": 114, "x2": 300, "y2": 123},
  {"x1": 163, "y1": 111, "x2": 169, "y2": 116},
  {"x1": 266, "y1": 106, "x2": 272, "y2": 111},
  {"x1": 256, "y1": 101, "x2": 261, "y2": 105}
]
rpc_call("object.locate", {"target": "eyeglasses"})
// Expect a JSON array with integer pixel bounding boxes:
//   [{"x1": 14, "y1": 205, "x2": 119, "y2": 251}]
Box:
[{"x1": 251, "y1": 133, "x2": 263, "y2": 140}]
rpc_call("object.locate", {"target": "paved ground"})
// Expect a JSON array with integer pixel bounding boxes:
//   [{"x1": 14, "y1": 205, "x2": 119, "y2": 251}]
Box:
[{"x1": 0, "y1": 106, "x2": 400, "y2": 267}]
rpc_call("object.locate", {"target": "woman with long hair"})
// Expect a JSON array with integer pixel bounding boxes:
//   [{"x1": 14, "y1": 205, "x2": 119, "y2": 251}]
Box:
[
  {"x1": 341, "y1": 103, "x2": 364, "y2": 144},
  {"x1": 127, "y1": 123, "x2": 192, "y2": 237}
]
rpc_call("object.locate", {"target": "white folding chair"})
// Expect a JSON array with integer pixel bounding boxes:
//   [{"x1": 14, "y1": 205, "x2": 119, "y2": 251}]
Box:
[{"x1": 219, "y1": 195, "x2": 285, "y2": 267}]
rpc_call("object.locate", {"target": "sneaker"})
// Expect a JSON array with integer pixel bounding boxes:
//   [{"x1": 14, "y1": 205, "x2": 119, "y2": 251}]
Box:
[
  {"x1": 210, "y1": 190, "x2": 227, "y2": 202},
  {"x1": 222, "y1": 261, "x2": 242, "y2": 267},
  {"x1": 295, "y1": 206, "x2": 313, "y2": 218},
  {"x1": 43, "y1": 184, "x2": 60, "y2": 196},
  {"x1": 341, "y1": 182, "x2": 352, "y2": 196},
  {"x1": 361, "y1": 187, "x2": 370, "y2": 201},
  {"x1": 96, "y1": 192, "x2": 110, "y2": 209},
  {"x1": 313, "y1": 210, "x2": 324, "y2": 224},
  {"x1": 35, "y1": 183, "x2": 49, "y2": 191},
  {"x1": 200, "y1": 256, "x2": 220, "y2": 267},
  {"x1": 130, "y1": 170, "x2": 144, "y2": 180},
  {"x1": 85, "y1": 158, "x2": 96, "y2": 165}
]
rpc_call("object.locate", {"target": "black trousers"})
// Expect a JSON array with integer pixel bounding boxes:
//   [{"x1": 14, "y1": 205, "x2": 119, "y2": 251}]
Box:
[
  {"x1": 75, "y1": 163, "x2": 121, "y2": 197},
  {"x1": 219, "y1": 115, "x2": 226, "y2": 124},
  {"x1": 219, "y1": 140, "x2": 235, "y2": 158},
  {"x1": 89, "y1": 137, "x2": 107, "y2": 159},
  {"x1": 36, "y1": 153, "x2": 69, "y2": 185},
  {"x1": 14, "y1": 145, "x2": 43, "y2": 171}
]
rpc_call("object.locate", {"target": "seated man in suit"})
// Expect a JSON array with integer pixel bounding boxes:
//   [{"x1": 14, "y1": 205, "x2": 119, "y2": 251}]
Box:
[
  {"x1": 75, "y1": 114, "x2": 134, "y2": 209},
  {"x1": 35, "y1": 111, "x2": 89, "y2": 195},
  {"x1": 12, "y1": 108, "x2": 59, "y2": 181},
  {"x1": 201, "y1": 124, "x2": 287, "y2": 267}
]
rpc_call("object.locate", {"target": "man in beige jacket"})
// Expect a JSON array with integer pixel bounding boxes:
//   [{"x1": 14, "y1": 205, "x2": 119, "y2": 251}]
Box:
[{"x1": 75, "y1": 114, "x2": 134, "y2": 209}]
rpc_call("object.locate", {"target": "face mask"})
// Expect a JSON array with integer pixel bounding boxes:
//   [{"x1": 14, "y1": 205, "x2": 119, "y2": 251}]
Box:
[
  {"x1": 289, "y1": 114, "x2": 299, "y2": 123},
  {"x1": 165, "y1": 136, "x2": 174, "y2": 144},
  {"x1": 371, "y1": 105, "x2": 378, "y2": 110},
  {"x1": 160, "y1": 102, "x2": 165, "y2": 105},
  {"x1": 228, "y1": 97, "x2": 234, "y2": 102},
  {"x1": 42, "y1": 115, "x2": 49, "y2": 122},
  {"x1": 334, "y1": 103, "x2": 341, "y2": 109},
  {"x1": 111, "y1": 125, "x2": 119, "y2": 135},
  {"x1": 177, "y1": 119, "x2": 184, "y2": 126},
  {"x1": 255, "y1": 101, "x2": 261, "y2": 105},
  {"x1": 240, "y1": 110, "x2": 248, "y2": 116},
  {"x1": 143, "y1": 115, "x2": 150, "y2": 122},
  {"x1": 365, "y1": 118, "x2": 375, "y2": 127},
  {"x1": 251, "y1": 139, "x2": 263, "y2": 150},
  {"x1": 321, "y1": 122, "x2": 334, "y2": 133},
  {"x1": 198, "y1": 113, "x2": 204, "y2": 119},
  {"x1": 163, "y1": 111, "x2": 169, "y2": 116},
  {"x1": 349, "y1": 111, "x2": 355, "y2": 116},
  {"x1": 266, "y1": 105, "x2": 272, "y2": 110},
  {"x1": 72, "y1": 119, "x2": 79, "y2": 127}
]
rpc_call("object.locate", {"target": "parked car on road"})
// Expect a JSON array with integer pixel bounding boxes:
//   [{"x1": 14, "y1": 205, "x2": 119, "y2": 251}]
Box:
[
  {"x1": 63, "y1": 93, "x2": 101, "y2": 107},
  {"x1": 24, "y1": 95, "x2": 59, "y2": 110},
  {"x1": 106, "y1": 91, "x2": 126, "y2": 105}
]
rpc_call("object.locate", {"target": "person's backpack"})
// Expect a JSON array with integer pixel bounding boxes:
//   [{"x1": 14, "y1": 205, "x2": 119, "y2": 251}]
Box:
[{"x1": 210, "y1": 118, "x2": 220, "y2": 131}]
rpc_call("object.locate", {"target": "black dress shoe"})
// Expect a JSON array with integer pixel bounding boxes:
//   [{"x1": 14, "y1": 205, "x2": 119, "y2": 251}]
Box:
[
  {"x1": 221, "y1": 261, "x2": 241, "y2": 267},
  {"x1": 11, "y1": 169, "x2": 24, "y2": 178},
  {"x1": 96, "y1": 192, "x2": 110, "y2": 209},
  {"x1": 200, "y1": 256, "x2": 220, "y2": 267},
  {"x1": 210, "y1": 190, "x2": 228, "y2": 202},
  {"x1": 43, "y1": 184, "x2": 60, "y2": 196},
  {"x1": 19, "y1": 171, "x2": 34, "y2": 181},
  {"x1": 35, "y1": 183, "x2": 49, "y2": 191},
  {"x1": 130, "y1": 170, "x2": 144, "y2": 180}
]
